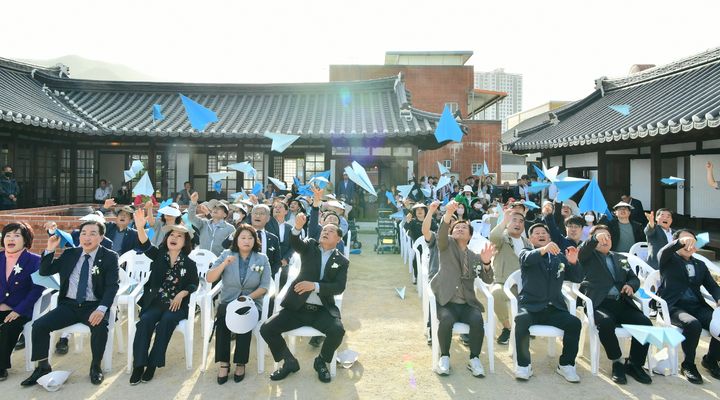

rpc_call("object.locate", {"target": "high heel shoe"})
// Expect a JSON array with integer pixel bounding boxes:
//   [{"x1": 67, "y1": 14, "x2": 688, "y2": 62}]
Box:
[
  {"x1": 217, "y1": 364, "x2": 230, "y2": 385},
  {"x1": 234, "y1": 364, "x2": 245, "y2": 382}
]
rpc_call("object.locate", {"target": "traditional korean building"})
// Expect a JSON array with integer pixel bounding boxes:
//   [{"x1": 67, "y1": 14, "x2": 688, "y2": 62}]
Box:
[
  {"x1": 506, "y1": 47, "x2": 720, "y2": 229},
  {"x1": 0, "y1": 56, "x2": 486, "y2": 217}
]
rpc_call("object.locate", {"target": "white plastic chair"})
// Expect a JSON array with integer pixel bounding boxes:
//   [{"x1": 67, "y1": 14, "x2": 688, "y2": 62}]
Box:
[
  {"x1": 619, "y1": 253, "x2": 656, "y2": 314},
  {"x1": 23, "y1": 287, "x2": 55, "y2": 371},
  {"x1": 413, "y1": 237, "x2": 429, "y2": 298},
  {"x1": 344, "y1": 229, "x2": 351, "y2": 260},
  {"x1": 189, "y1": 249, "x2": 218, "y2": 340},
  {"x1": 504, "y1": 270, "x2": 576, "y2": 369},
  {"x1": 427, "y1": 278, "x2": 495, "y2": 373},
  {"x1": 121, "y1": 254, "x2": 154, "y2": 372},
  {"x1": 629, "y1": 242, "x2": 649, "y2": 262}
]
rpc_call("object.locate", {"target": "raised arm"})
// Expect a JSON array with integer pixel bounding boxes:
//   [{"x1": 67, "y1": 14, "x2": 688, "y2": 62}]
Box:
[
  {"x1": 438, "y1": 200, "x2": 458, "y2": 251},
  {"x1": 706, "y1": 161, "x2": 718, "y2": 189},
  {"x1": 422, "y1": 201, "x2": 440, "y2": 242},
  {"x1": 657, "y1": 239, "x2": 686, "y2": 273},
  {"x1": 186, "y1": 192, "x2": 206, "y2": 228},
  {"x1": 290, "y1": 213, "x2": 313, "y2": 254}
]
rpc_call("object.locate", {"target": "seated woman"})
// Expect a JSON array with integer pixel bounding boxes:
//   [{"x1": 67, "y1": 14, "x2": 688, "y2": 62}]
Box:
[
  {"x1": 146, "y1": 202, "x2": 182, "y2": 247},
  {"x1": 207, "y1": 224, "x2": 271, "y2": 384},
  {"x1": 0, "y1": 222, "x2": 44, "y2": 380},
  {"x1": 129, "y1": 209, "x2": 199, "y2": 385}
]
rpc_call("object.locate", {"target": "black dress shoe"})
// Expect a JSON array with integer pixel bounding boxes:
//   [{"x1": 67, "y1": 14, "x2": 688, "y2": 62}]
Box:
[
  {"x1": 55, "y1": 338, "x2": 69, "y2": 355},
  {"x1": 130, "y1": 367, "x2": 144, "y2": 385},
  {"x1": 217, "y1": 364, "x2": 229, "y2": 385},
  {"x1": 313, "y1": 356, "x2": 331, "y2": 383},
  {"x1": 269, "y1": 358, "x2": 300, "y2": 381},
  {"x1": 233, "y1": 364, "x2": 245, "y2": 383},
  {"x1": 21, "y1": 365, "x2": 52, "y2": 387},
  {"x1": 90, "y1": 365, "x2": 104, "y2": 385},
  {"x1": 496, "y1": 328, "x2": 511, "y2": 345},
  {"x1": 625, "y1": 360, "x2": 652, "y2": 384},
  {"x1": 701, "y1": 356, "x2": 720, "y2": 379},
  {"x1": 141, "y1": 366, "x2": 155, "y2": 383},
  {"x1": 611, "y1": 361, "x2": 627, "y2": 384},
  {"x1": 14, "y1": 334, "x2": 25, "y2": 351},
  {"x1": 681, "y1": 363, "x2": 703, "y2": 384},
  {"x1": 309, "y1": 336, "x2": 324, "y2": 348},
  {"x1": 0, "y1": 369, "x2": 8, "y2": 381}
]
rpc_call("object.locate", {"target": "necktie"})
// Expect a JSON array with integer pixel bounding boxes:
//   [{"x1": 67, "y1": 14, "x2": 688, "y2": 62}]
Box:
[
  {"x1": 605, "y1": 256, "x2": 617, "y2": 282},
  {"x1": 76, "y1": 254, "x2": 91, "y2": 303}
]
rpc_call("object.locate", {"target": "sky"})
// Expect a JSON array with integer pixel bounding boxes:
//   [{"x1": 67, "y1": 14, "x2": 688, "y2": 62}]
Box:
[{"x1": 3, "y1": 0, "x2": 719, "y2": 111}]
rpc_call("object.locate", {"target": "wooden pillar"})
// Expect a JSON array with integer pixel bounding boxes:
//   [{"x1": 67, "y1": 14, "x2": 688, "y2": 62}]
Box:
[
  {"x1": 597, "y1": 149, "x2": 606, "y2": 188},
  {"x1": 324, "y1": 142, "x2": 332, "y2": 172},
  {"x1": 69, "y1": 143, "x2": 78, "y2": 204},
  {"x1": 650, "y1": 143, "x2": 662, "y2": 210},
  {"x1": 148, "y1": 142, "x2": 157, "y2": 183},
  {"x1": 236, "y1": 142, "x2": 244, "y2": 190}
]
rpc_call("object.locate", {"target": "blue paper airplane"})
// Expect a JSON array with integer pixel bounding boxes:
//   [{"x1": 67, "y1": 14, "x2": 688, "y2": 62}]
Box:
[
  {"x1": 179, "y1": 94, "x2": 218, "y2": 132},
  {"x1": 31, "y1": 270, "x2": 60, "y2": 290},
  {"x1": 156, "y1": 198, "x2": 174, "y2": 217},
  {"x1": 435, "y1": 176, "x2": 451, "y2": 191},
  {"x1": 442, "y1": 196, "x2": 450, "y2": 206},
  {"x1": 268, "y1": 176, "x2": 287, "y2": 191},
  {"x1": 213, "y1": 180, "x2": 223, "y2": 194},
  {"x1": 386, "y1": 191, "x2": 397, "y2": 207},
  {"x1": 208, "y1": 172, "x2": 234, "y2": 183},
  {"x1": 397, "y1": 184, "x2": 413, "y2": 199},
  {"x1": 152, "y1": 104, "x2": 164, "y2": 121},
  {"x1": 264, "y1": 132, "x2": 300, "y2": 153},
  {"x1": 227, "y1": 162, "x2": 257, "y2": 178},
  {"x1": 526, "y1": 181, "x2": 551, "y2": 194},
  {"x1": 437, "y1": 161, "x2": 450, "y2": 176},
  {"x1": 578, "y1": 178, "x2": 608, "y2": 214},
  {"x1": 554, "y1": 177, "x2": 590, "y2": 202},
  {"x1": 293, "y1": 177, "x2": 302, "y2": 188},
  {"x1": 434, "y1": 104, "x2": 463, "y2": 143},
  {"x1": 130, "y1": 160, "x2": 145, "y2": 175},
  {"x1": 230, "y1": 191, "x2": 248, "y2": 201},
  {"x1": 533, "y1": 164, "x2": 545, "y2": 180},
  {"x1": 344, "y1": 161, "x2": 377, "y2": 196},
  {"x1": 696, "y1": 232, "x2": 710, "y2": 248},
  {"x1": 389, "y1": 210, "x2": 405, "y2": 219},
  {"x1": 55, "y1": 229, "x2": 75, "y2": 248},
  {"x1": 252, "y1": 182, "x2": 263, "y2": 196},
  {"x1": 420, "y1": 187, "x2": 431, "y2": 198},
  {"x1": 495, "y1": 204, "x2": 504, "y2": 225},
  {"x1": 133, "y1": 172, "x2": 155, "y2": 197},
  {"x1": 622, "y1": 324, "x2": 684, "y2": 347},
  {"x1": 660, "y1": 176, "x2": 685, "y2": 185},
  {"x1": 395, "y1": 287, "x2": 406, "y2": 300},
  {"x1": 308, "y1": 171, "x2": 331, "y2": 189},
  {"x1": 523, "y1": 200, "x2": 540, "y2": 210},
  {"x1": 609, "y1": 105, "x2": 631, "y2": 116},
  {"x1": 147, "y1": 228, "x2": 155, "y2": 241},
  {"x1": 483, "y1": 161, "x2": 489, "y2": 176}
]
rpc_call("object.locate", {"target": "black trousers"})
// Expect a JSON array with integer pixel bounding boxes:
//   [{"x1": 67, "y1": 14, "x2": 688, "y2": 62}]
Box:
[
  {"x1": 670, "y1": 302, "x2": 720, "y2": 366},
  {"x1": 133, "y1": 304, "x2": 186, "y2": 368},
  {"x1": 436, "y1": 302, "x2": 484, "y2": 358},
  {"x1": 31, "y1": 299, "x2": 109, "y2": 363},
  {"x1": 214, "y1": 303, "x2": 254, "y2": 364},
  {"x1": 0, "y1": 310, "x2": 29, "y2": 369},
  {"x1": 260, "y1": 306, "x2": 345, "y2": 364},
  {"x1": 514, "y1": 306, "x2": 581, "y2": 367},
  {"x1": 593, "y1": 298, "x2": 651, "y2": 364}
]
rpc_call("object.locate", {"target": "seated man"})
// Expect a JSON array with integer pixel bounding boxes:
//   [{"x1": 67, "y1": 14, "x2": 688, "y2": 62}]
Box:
[
  {"x1": 541, "y1": 202, "x2": 584, "y2": 251},
  {"x1": 489, "y1": 208, "x2": 531, "y2": 345},
  {"x1": 514, "y1": 223, "x2": 583, "y2": 382},
  {"x1": 260, "y1": 213, "x2": 348, "y2": 383},
  {"x1": 99, "y1": 199, "x2": 140, "y2": 255},
  {"x1": 22, "y1": 221, "x2": 119, "y2": 386},
  {"x1": 658, "y1": 230, "x2": 720, "y2": 384},
  {"x1": 644, "y1": 208, "x2": 674, "y2": 269},
  {"x1": 579, "y1": 225, "x2": 653, "y2": 384},
  {"x1": 430, "y1": 201, "x2": 495, "y2": 377}
]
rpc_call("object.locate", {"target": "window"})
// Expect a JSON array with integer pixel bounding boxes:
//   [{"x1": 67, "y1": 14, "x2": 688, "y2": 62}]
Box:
[
  {"x1": 471, "y1": 163, "x2": 483, "y2": 175},
  {"x1": 208, "y1": 151, "x2": 237, "y2": 194},
  {"x1": 77, "y1": 149, "x2": 96, "y2": 202},
  {"x1": 59, "y1": 149, "x2": 71, "y2": 204},
  {"x1": 332, "y1": 147, "x2": 350, "y2": 156},
  {"x1": 305, "y1": 152, "x2": 325, "y2": 177},
  {"x1": 243, "y1": 152, "x2": 265, "y2": 190},
  {"x1": 443, "y1": 160, "x2": 452, "y2": 169},
  {"x1": 350, "y1": 147, "x2": 370, "y2": 156},
  {"x1": 393, "y1": 147, "x2": 412, "y2": 157},
  {"x1": 371, "y1": 147, "x2": 392, "y2": 156},
  {"x1": 35, "y1": 147, "x2": 58, "y2": 205},
  {"x1": 165, "y1": 151, "x2": 176, "y2": 199},
  {"x1": 444, "y1": 102, "x2": 459, "y2": 113}
]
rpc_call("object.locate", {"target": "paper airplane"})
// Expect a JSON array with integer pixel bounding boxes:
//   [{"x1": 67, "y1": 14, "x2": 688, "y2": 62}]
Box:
[
  {"x1": 179, "y1": 94, "x2": 218, "y2": 132},
  {"x1": 147, "y1": 227, "x2": 155, "y2": 240},
  {"x1": 395, "y1": 287, "x2": 406, "y2": 299},
  {"x1": 55, "y1": 229, "x2": 75, "y2": 248},
  {"x1": 578, "y1": 178, "x2": 608, "y2": 214},
  {"x1": 344, "y1": 161, "x2": 377, "y2": 196},
  {"x1": 252, "y1": 182, "x2": 263, "y2": 196},
  {"x1": 389, "y1": 210, "x2": 405, "y2": 219},
  {"x1": 523, "y1": 200, "x2": 540, "y2": 210},
  {"x1": 156, "y1": 198, "x2": 174, "y2": 218},
  {"x1": 309, "y1": 176, "x2": 330, "y2": 188},
  {"x1": 420, "y1": 187, "x2": 431, "y2": 198},
  {"x1": 386, "y1": 191, "x2": 397, "y2": 207},
  {"x1": 123, "y1": 170, "x2": 135, "y2": 182},
  {"x1": 542, "y1": 162, "x2": 559, "y2": 183},
  {"x1": 696, "y1": 232, "x2": 710, "y2": 249},
  {"x1": 336, "y1": 349, "x2": 360, "y2": 369},
  {"x1": 36, "y1": 370, "x2": 72, "y2": 392},
  {"x1": 152, "y1": 104, "x2": 164, "y2": 121},
  {"x1": 483, "y1": 160, "x2": 489, "y2": 175},
  {"x1": 133, "y1": 172, "x2": 155, "y2": 196},
  {"x1": 130, "y1": 160, "x2": 144, "y2": 175},
  {"x1": 533, "y1": 164, "x2": 545, "y2": 180},
  {"x1": 308, "y1": 171, "x2": 331, "y2": 189},
  {"x1": 264, "y1": 131, "x2": 301, "y2": 153},
  {"x1": 434, "y1": 104, "x2": 463, "y2": 143},
  {"x1": 435, "y1": 175, "x2": 451, "y2": 191},
  {"x1": 660, "y1": 176, "x2": 685, "y2": 185},
  {"x1": 526, "y1": 181, "x2": 551, "y2": 194},
  {"x1": 230, "y1": 191, "x2": 248, "y2": 201},
  {"x1": 622, "y1": 324, "x2": 685, "y2": 348},
  {"x1": 495, "y1": 204, "x2": 504, "y2": 225},
  {"x1": 213, "y1": 180, "x2": 223, "y2": 193},
  {"x1": 554, "y1": 177, "x2": 590, "y2": 202},
  {"x1": 437, "y1": 161, "x2": 450, "y2": 175},
  {"x1": 267, "y1": 176, "x2": 287, "y2": 191},
  {"x1": 31, "y1": 270, "x2": 60, "y2": 290},
  {"x1": 79, "y1": 212, "x2": 105, "y2": 224},
  {"x1": 208, "y1": 172, "x2": 234, "y2": 183},
  {"x1": 227, "y1": 162, "x2": 257, "y2": 178},
  {"x1": 609, "y1": 105, "x2": 631, "y2": 116},
  {"x1": 397, "y1": 184, "x2": 413, "y2": 199}
]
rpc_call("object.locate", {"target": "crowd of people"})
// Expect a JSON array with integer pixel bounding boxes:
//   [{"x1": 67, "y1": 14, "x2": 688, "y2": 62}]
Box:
[
  {"x1": 0, "y1": 181, "x2": 351, "y2": 387},
  {"x1": 400, "y1": 167, "x2": 720, "y2": 385}
]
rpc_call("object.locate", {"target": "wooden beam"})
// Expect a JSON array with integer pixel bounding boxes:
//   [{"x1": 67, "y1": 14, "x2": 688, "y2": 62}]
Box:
[{"x1": 650, "y1": 143, "x2": 662, "y2": 209}]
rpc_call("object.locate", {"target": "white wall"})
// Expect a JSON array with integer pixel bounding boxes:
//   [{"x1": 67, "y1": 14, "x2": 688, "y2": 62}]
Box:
[
  {"x1": 565, "y1": 152, "x2": 598, "y2": 168},
  {"x1": 630, "y1": 159, "x2": 651, "y2": 209},
  {"x1": 176, "y1": 152, "x2": 190, "y2": 193},
  {"x1": 689, "y1": 154, "x2": 720, "y2": 218}
]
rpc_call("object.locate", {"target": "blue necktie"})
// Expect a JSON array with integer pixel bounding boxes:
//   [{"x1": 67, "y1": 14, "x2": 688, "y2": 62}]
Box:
[{"x1": 76, "y1": 254, "x2": 91, "y2": 303}]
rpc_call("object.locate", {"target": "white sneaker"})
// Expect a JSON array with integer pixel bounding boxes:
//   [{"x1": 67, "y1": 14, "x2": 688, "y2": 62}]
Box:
[
  {"x1": 515, "y1": 365, "x2": 533, "y2": 380},
  {"x1": 467, "y1": 357, "x2": 485, "y2": 377},
  {"x1": 436, "y1": 356, "x2": 450, "y2": 375},
  {"x1": 556, "y1": 364, "x2": 580, "y2": 383}
]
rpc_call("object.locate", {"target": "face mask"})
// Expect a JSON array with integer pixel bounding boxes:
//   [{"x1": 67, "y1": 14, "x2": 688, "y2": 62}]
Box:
[
  {"x1": 233, "y1": 212, "x2": 241, "y2": 222},
  {"x1": 585, "y1": 215, "x2": 595, "y2": 223},
  {"x1": 473, "y1": 203, "x2": 482, "y2": 210},
  {"x1": 4, "y1": 172, "x2": 12, "y2": 178},
  {"x1": 458, "y1": 207, "x2": 465, "y2": 214}
]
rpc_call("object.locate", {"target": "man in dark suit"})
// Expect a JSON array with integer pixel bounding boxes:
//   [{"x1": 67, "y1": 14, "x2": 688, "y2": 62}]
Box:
[
  {"x1": 335, "y1": 172, "x2": 356, "y2": 204},
  {"x1": 267, "y1": 200, "x2": 294, "y2": 289},
  {"x1": 643, "y1": 208, "x2": 674, "y2": 269},
  {"x1": 260, "y1": 212, "x2": 348, "y2": 383},
  {"x1": 579, "y1": 225, "x2": 653, "y2": 384},
  {"x1": 514, "y1": 223, "x2": 583, "y2": 382},
  {"x1": 657, "y1": 230, "x2": 720, "y2": 384},
  {"x1": 621, "y1": 194, "x2": 645, "y2": 225},
  {"x1": 601, "y1": 202, "x2": 644, "y2": 253},
  {"x1": 22, "y1": 220, "x2": 119, "y2": 386},
  {"x1": 99, "y1": 199, "x2": 140, "y2": 255}
]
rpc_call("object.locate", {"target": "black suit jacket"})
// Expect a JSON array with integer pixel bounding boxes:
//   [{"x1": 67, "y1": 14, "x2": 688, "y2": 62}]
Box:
[
  {"x1": 40, "y1": 246, "x2": 120, "y2": 309},
  {"x1": 104, "y1": 222, "x2": 139, "y2": 255},
  {"x1": 579, "y1": 235, "x2": 640, "y2": 309},
  {"x1": 518, "y1": 247, "x2": 583, "y2": 312},
  {"x1": 267, "y1": 218, "x2": 294, "y2": 263},
  {"x1": 601, "y1": 218, "x2": 645, "y2": 252},
  {"x1": 137, "y1": 242, "x2": 199, "y2": 313},
  {"x1": 657, "y1": 239, "x2": 720, "y2": 310},
  {"x1": 283, "y1": 233, "x2": 348, "y2": 318}
]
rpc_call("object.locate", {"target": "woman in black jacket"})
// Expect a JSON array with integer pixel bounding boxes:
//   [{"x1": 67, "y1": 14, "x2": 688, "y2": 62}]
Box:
[
  {"x1": 404, "y1": 203, "x2": 438, "y2": 284},
  {"x1": 129, "y1": 209, "x2": 199, "y2": 385}
]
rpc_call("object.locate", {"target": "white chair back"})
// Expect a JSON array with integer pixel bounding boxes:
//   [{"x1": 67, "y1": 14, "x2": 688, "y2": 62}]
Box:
[
  {"x1": 629, "y1": 241, "x2": 649, "y2": 262},
  {"x1": 621, "y1": 252, "x2": 655, "y2": 281},
  {"x1": 117, "y1": 250, "x2": 136, "y2": 271},
  {"x1": 189, "y1": 248, "x2": 219, "y2": 290},
  {"x1": 127, "y1": 253, "x2": 153, "y2": 285}
]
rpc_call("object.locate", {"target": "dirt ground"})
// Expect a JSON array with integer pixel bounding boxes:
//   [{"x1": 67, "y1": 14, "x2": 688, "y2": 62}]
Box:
[{"x1": 4, "y1": 233, "x2": 719, "y2": 399}]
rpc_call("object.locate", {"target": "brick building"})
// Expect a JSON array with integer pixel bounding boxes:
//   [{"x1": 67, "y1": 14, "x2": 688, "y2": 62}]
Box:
[{"x1": 330, "y1": 51, "x2": 506, "y2": 183}]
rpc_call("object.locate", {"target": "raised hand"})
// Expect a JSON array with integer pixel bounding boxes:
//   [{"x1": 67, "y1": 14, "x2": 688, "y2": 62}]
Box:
[
  {"x1": 565, "y1": 246, "x2": 579, "y2": 264},
  {"x1": 679, "y1": 236, "x2": 696, "y2": 252},
  {"x1": 311, "y1": 185, "x2": 324, "y2": 206},
  {"x1": 707, "y1": 161, "x2": 714, "y2": 170},
  {"x1": 224, "y1": 255, "x2": 237, "y2": 266},
  {"x1": 295, "y1": 213, "x2": 307, "y2": 230},
  {"x1": 428, "y1": 200, "x2": 440, "y2": 213},
  {"x1": 541, "y1": 202, "x2": 553, "y2": 216},
  {"x1": 133, "y1": 208, "x2": 147, "y2": 228},
  {"x1": 445, "y1": 200, "x2": 458, "y2": 216},
  {"x1": 103, "y1": 198, "x2": 116, "y2": 209},
  {"x1": 190, "y1": 191, "x2": 199, "y2": 204},
  {"x1": 46, "y1": 234, "x2": 61, "y2": 252},
  {"x1": 645, "y1": 210, "x2": 655, "y2": 227},
  {"x1": 144, "y1": 200, "x2": 154, "y2": 209},
  {"x1": 596, "y1": 231, "x2": 611, "y2": 247},
  {"x1": 479, "y1": 242, "x2": 496, "y2": 265},
  {"x1": 43, "y1": 221, "x2": 58, "y2": 233},
  {"x1": 543, "y1": 242, "x2": 561, "y2": 256}
]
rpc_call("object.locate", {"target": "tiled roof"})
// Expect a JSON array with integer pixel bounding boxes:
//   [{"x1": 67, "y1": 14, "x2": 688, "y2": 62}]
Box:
[
  {"x1": 0, "y1": 57, "x2": 449, "y2": 148},
  {"x1": 507, "y1": 47, "x2": 720, "y2": 151}
]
